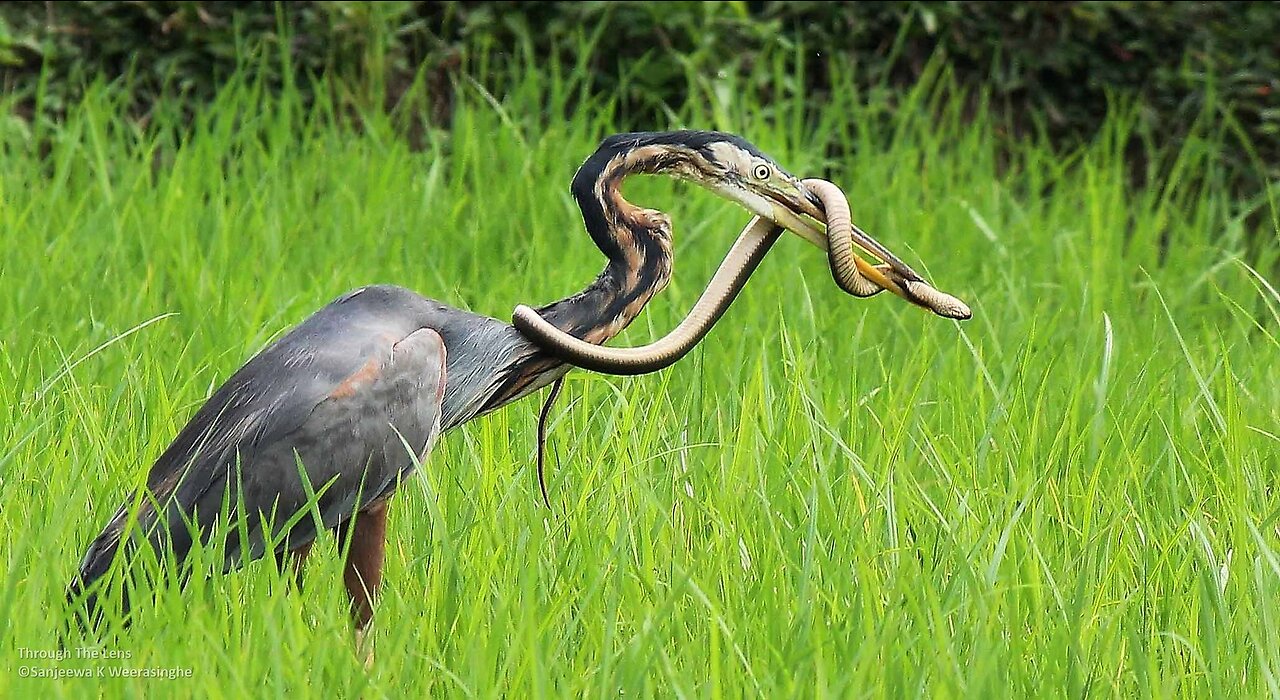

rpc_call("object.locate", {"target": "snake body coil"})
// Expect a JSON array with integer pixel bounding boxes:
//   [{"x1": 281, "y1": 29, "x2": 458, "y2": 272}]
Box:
[{"x1": 513, "y1": 179, "x2": 970, "y2": 376}]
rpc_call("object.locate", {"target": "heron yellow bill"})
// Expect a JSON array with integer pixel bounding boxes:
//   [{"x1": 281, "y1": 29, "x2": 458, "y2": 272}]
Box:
[{"x1": 765, "y1": 199, "x2": 909, "y2": 297}]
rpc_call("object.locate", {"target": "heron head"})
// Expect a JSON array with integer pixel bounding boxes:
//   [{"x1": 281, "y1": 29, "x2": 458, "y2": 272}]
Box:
[
  {"x1": 576, "y1": 131, "x2": 931, "y2": 304},
  {"x1": 590, "y1": 131, "x2": 828, "y2": 246},
  {"x1": 660, "y1": 133, "x2": 831, "y2": 247},
  {"x1": 601, "y1": 131, "x2": 921, "y2": 295}
]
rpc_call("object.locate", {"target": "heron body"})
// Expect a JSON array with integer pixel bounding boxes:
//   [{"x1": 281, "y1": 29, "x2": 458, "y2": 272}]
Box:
[
  {"x1": 69, "y1": 129, "x2": 968, "y2": 638},
  {"x1": 69, "y1": 133, "x2": 686, "y2": 630},
  {"x1": 72, "y1": 283, "x2": 598, "y2": 629}
]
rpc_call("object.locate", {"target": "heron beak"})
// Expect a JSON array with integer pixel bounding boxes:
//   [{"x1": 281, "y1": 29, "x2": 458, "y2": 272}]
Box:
[
  {"x1": 716, "y1": 179, "x2": 914, "y2": 299},
  {"x1": 764, "y1": 184, "x2": 913, "y2": 298}
]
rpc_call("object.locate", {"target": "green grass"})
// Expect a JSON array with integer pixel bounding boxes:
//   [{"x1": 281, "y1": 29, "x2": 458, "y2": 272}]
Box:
[{"x1": 2, "y1": 52, "x2": 1279, "y2": 698}]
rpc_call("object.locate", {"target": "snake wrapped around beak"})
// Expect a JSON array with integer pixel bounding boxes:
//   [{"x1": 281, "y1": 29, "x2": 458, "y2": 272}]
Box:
[{"x1": 512, "y1": 179, "x2": 970, "y2": 375}]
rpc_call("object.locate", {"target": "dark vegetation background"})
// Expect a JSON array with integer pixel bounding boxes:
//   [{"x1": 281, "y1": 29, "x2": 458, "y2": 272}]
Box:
[{"x1": 2, "y1": 1, "x2": 1277, "y2": 201}]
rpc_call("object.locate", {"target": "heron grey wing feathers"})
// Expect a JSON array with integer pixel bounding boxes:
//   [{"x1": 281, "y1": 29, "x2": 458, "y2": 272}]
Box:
[
  {"x1": 142, "y1": 305, "x2": 402, "y2": 553},
  {"x1": 211, "y1": 326, "x2": 447, "y2": 568},
  {"x1": 74, "y1": 286, "x2": 446, "y2": 592}
]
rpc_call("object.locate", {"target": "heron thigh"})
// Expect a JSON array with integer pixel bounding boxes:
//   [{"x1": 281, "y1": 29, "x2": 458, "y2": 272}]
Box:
[{"x1": 338, "y1": 498, "x2": 391, "y2": 629}]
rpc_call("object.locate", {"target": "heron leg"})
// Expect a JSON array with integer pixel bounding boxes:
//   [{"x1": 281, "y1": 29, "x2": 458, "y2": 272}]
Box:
[
  {"x1": 271, "y1": 540, "x2": 314, "y2": 589},
  {"x1": 290, "y1": 541, "x2": 313, "y2": 588},
  {"x1": 339, "y1": 498, "x2": 390, "y2": 633}
]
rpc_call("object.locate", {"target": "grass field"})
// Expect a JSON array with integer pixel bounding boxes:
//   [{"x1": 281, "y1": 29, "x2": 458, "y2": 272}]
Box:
[{"x1": 2, "y1": 55, "x2": 1279, "y2": 698}]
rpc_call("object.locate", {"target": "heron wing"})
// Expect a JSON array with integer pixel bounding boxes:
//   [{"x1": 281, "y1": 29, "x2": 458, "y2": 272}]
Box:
[
  {"x1": 206, "y1": 325, "x2": 447, "y2": 567},
  {"x1": 76, "y1": 287, "x2": 448, "y2": 585}
]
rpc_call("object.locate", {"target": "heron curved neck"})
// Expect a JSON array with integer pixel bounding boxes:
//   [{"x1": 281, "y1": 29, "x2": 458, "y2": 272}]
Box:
[
  {"x1": 532, "y1": 247, "x2": 669, "y2": 346},
  {"x1": 534, "y1": 148, "x2": 674, "y2": 345},
  {"x1": 475, "y1": 147, "x2": 676, "y2": 416}
]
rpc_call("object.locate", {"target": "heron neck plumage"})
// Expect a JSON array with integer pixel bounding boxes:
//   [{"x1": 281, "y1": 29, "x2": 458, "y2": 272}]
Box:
[
  {"x1": 475, "y1": 151, "x2": 675, "y2": 415},
  {"x1": 534, "y1": 146, "x2": 674, "y2": 344},
  {"x1": 532, "y1": 247, "x2": 669, "y2": 346}
]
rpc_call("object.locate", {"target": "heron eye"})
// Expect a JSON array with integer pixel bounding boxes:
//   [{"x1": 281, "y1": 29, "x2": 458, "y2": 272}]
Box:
[{"x1": 753, "y1": 164, "x2": 771, "y2": 180}]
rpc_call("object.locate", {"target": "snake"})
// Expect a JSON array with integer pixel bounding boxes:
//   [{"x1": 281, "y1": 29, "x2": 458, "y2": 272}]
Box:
[{"x1": 511, "y1": 178, "x2": 971, "y2": 376}]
